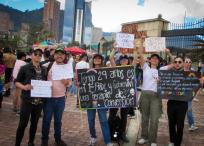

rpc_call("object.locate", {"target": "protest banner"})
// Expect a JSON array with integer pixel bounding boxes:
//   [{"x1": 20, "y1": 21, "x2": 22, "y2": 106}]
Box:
[
  {"x1": 158, "y1": 70, "x2": 201, "y2": 101},
  {"x1": 52, "y1": 63, "x2": 73, "y2": 80},
  {"x1": 145, "y1": 37, "x2": 166, "y2": 52},
  {"x1": 116, "y1": 33, "x2": 134, "y2": 49},
  {"x1": 31, "y1": 80, "x2": 52, "y2": 98},
  {"x1": 77, "y1": 66, "x2": 137, "y2": 109}
]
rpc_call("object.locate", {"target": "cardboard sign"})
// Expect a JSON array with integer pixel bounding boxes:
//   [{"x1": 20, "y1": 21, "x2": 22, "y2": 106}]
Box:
[
  {"x1": 145, "y1": 37, "x2": 166, "y2": 52},
  {"x1": 31, "y1": 80, "x2": 52, "y2": 98},
  {"x1": 116, "y1": 33, "x2": 134, "y2": 49},
  {"x1": 158, "y1": 70, "x2": 201, "y2": 101},
  {"x1": 77, "y1": 66, "x2": 137, "y2": 109}
]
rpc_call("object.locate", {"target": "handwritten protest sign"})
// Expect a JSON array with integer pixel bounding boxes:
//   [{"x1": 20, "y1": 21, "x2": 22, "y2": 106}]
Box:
[
  {"x1": 77, "y1": 66, "x2": 137, "y2": 109},
  {"x1": 52, "y1": 63, "x2": 73, "y2": 80},
  {"x1": 145, "y1": 37, "x2": 166, "y2": 52},
  {"x1": 116, "y1": 33, "x2": 134, "y2": 49},
  {"x1": 31, "y1": 80, "x2": 52, "y2": 98},
  {"x1": 158, "y1": 70, "x2": 201, "y2": 101}
]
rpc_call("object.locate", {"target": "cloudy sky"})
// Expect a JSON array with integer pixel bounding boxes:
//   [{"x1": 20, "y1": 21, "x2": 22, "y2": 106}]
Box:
[{"x1": 1, "y1": 0, "x2": 204, "y2": 32}]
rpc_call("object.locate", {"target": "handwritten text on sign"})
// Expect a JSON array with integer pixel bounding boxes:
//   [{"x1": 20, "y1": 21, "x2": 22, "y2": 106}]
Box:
[
  {"x1": 77, "y1": 66, "x2": 137, "y2": 109},
  {"x1": 116, "y1": 33, "x2": 134, "y2": 49},
  {"x1": 158, "y1": 70, "x2": 201, "y2": 101},
  {"x1": 31, "y1": 80, "x2": 52, "y2": 98},
  {"x1": 145, "y1": 37, "x2": 166, "y2": 52}
]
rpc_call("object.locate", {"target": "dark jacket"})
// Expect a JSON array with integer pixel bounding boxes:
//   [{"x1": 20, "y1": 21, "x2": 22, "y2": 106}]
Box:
[{"x1": 15, "y1": 62, "x2": 47, "y2": 101}]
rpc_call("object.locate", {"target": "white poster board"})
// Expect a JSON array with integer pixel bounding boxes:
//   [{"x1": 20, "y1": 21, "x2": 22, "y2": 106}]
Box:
[
  {"x1": 31, "y1": 80, "x2": 52, "y2": 98},
  {"x1": 116, "y1": 33, "x2": 134, "y2": 48},
  {"x1": 145, "y1": 37, "x2": 166, "y2": 52},
  {"x1": 52, "y1": 63, "x2": 74, "y2": 80}
]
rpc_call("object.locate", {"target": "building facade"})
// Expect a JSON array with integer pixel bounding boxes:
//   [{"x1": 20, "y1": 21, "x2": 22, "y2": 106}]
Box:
[
  {"x1": 63, "y1": 0, "x2": 93, "y2": 45},
  {"x1": 43, "y1": 0, "x2": 60, "y2": 42}
]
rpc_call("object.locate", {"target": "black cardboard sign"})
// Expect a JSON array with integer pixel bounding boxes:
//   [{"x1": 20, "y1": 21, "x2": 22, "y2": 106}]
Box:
[{"x1": 77, "y1": 66, "x2": 137, "y2": 109}]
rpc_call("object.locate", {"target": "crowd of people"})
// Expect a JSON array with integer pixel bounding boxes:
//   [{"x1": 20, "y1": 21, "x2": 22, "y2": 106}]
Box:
[{"x1": 0, "y1": 44, "x2": 203, "y2": 146}]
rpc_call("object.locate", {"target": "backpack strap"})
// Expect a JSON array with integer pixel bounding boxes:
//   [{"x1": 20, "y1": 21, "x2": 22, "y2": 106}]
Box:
[{"x1": 47, "y1": 62, "x2": 54, "y2": 73}]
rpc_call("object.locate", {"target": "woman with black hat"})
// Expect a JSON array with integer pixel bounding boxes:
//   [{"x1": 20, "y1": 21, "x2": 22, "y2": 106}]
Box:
[
  {"x1": 136, "y1": 47, "x2": 163, "y2": 146},
  {"x1": 84, "y1": 54, "x2": 113, "y2": 146}
]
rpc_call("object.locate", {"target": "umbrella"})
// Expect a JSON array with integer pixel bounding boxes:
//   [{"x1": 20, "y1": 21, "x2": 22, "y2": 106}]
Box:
[{"x1": 64, "y1": 47, "x2": 86, "y2": 55}]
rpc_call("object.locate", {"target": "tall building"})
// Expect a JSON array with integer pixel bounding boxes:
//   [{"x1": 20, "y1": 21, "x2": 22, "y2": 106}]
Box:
[
  {"x1": 63, "y1": 0, "x2": 93, "y2": 45},
  {"x1": 43, "y1": 0, "x2": 60, "y2": 42}
]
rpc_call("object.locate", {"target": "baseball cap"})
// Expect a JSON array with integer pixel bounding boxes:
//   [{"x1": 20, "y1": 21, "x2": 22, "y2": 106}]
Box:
[{"x1": 55, "y1": 47, "x2": 66, "y2": 54}]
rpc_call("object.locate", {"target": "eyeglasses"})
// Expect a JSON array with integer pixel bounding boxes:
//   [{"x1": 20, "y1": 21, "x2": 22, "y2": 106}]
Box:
[
  {"x1": 174, "y1": 60, "x2": 183, "y2": 64},
  {"x1": 34, "y1": 52, "x2": 42, "y2": 57}
]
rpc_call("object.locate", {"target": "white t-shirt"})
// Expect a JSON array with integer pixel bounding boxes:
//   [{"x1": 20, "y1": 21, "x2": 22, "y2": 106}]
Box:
[
  {"x1": 75, "y1": 60, "x2": 90, "y2": 70},
  {"x1": 142, "y1": 63, "x2": 159, "y2": 92},
  {"x1": 12, "y1": 60, "x2": 26, "y2": 79}
]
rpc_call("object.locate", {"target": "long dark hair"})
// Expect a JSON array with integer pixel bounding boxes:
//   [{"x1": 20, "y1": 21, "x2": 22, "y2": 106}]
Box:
[{"x1": 92, "y1": 54, "x2": 104, "y2": 68}]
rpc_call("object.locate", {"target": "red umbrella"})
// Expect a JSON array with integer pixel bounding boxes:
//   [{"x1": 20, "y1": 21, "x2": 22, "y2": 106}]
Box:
[{"x1": 64, "y1": 47, "x2": 86, "y2": 55}]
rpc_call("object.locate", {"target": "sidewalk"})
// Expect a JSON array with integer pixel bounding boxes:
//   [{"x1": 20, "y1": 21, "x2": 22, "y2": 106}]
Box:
[{"x1": 0, "y1": 92, "x2": 204, "y2": 146}]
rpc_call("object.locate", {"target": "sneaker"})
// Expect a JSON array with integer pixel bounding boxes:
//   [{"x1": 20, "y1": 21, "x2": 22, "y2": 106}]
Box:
[
  {"x1": 168, "y1": 143, "x2": 174, "y2": 146},
  {"x1": 89, "y1": 137, "x2": 96, "y2": 146},
  {"x1": 55, "y1": 139, "x2": 67, "y2": 146},
  {"x1": 122, "y1": 134, "x2": 129, "y2": 143},
  {"x1": 151, "y1": 143, "x2": 157, "y2": 146},
  {"x1": 193, "y1": 98, "x2": 199, "y2": 102},
  {"x1": 106, "y1": 143, "x2": 114, "y2": 146},
  {"x1": 138, "y1": 138, "x2": 148, "y2": 144},
  {"x1": 188, "y1": 125, "x2": 198, "y2": 131}
]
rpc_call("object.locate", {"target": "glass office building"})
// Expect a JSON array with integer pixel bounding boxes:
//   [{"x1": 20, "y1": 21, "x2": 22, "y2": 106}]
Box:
[{"x1": 63, "y1": 0, "x2": 92, "y2": 45}]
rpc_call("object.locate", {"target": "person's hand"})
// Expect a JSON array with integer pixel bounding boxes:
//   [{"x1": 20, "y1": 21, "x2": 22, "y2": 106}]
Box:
[
  {"x1": 23, "y1": 84, "x2": 33, "y2": 91},
  {"x1": 165, "y1": 48, "x2": 171, "y2": 55}
]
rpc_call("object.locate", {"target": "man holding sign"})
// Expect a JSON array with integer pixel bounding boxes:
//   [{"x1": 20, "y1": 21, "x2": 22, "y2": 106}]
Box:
[
  {"x1": 41, "y1": 48, "x2": 73, "y2": 146},
  {"x1": 15, "y1": 48, "x2": 47, "y2": 146}
]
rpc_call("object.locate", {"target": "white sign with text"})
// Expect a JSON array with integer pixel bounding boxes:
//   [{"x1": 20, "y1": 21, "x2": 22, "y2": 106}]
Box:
[
  {"x1": 145, "y1": 37, "x2": 166, "y2": 52},
  {"x1": 52, "y1": 63, "x2": 74, "y2": 80},
  {"x1": 116, "y1": 33, "x2": 134, "y2": 48},
  {"x1": 31, "y1": 80, "x2": 52, "y2": 98}
]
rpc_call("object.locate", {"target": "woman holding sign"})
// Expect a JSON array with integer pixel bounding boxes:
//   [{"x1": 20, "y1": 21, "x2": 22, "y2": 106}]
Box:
[
  {"x1": 84, "y1": 54, "x2": 113, "y2": 146},
  {"x1": 162, "y1": 56, "x2": 203, "y2": 146},
  {"x1": 135, "y1": 48, "x2": 162, "y2": 146}
]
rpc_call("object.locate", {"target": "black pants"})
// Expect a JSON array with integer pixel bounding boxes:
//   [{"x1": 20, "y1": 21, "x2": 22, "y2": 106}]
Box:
[
  {"x1": 15, "y1": 100, "x2": 43, "y2": 146},
  {"x1": 108, "y1": 108, "x2": 128, "y2": 134},
  {"x1": 167, "y1": 100, "x2": 188, "y2": 146}
]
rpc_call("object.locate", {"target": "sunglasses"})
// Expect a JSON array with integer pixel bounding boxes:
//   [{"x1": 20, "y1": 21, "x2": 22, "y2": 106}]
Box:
[
  {"x1": 174, "y1": 60, "x2": 183, "y2": 64},
  {"x1": 34, "y1": 52, "x2": 42, "y2": 57},
  {"x1": 185, "y1": 61, "x2": 191, "y2": 64}
]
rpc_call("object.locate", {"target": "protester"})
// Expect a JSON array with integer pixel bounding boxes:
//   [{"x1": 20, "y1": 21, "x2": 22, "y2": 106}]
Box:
[
  {"x1": 0, "y1": 52, "x2": 5, "y2": 108},
  {"x1": 161, "y1": 56, "x2": 188, "y2": 146},
  {"x1": 108, "y1": 46, "x2": 130, "y2": 143},
  {"x1": 15, "y1": 48, "x2": 47, "y2": 146},
  {"x1": 41, "y1": 47, "x2": 73, "y2": 146},
  {"x1": 81, "y1": 54, "x2": 113, "y2": 146},
  {"x1": 184, "y1": 58, "x2": 198, "y2": 131},
  {"x1": 3, "y1": 47, "x2": 16, "y2": 97},
  {"x1": 12, "y1": 51, "x2": 27, "y2": 114},
  {"x1": 136, "y1": 48, "x2": 162, "y2": 146}
]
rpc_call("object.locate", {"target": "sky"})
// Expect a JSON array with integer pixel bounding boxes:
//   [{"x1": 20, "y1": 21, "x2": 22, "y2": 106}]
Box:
[{"x1": 0, "y1": 0, "x2": 204, "y2": 32}]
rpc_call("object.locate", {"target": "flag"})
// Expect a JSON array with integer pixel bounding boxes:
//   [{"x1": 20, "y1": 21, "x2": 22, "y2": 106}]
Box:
[{"x1": 137, "y1": 0, "x2": 145, "y2": 6}]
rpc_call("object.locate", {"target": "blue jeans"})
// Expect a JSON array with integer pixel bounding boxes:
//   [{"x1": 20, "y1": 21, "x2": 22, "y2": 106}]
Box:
[
  {"x1": 87, "y1": 109, "x2": 111, "y2": 144},
  {"x1": 42, "y1": 97, "x2": 65, "y2": 141},
  {"x1": 187, "y1": 101, "x2": 194, "y2": 126}
]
